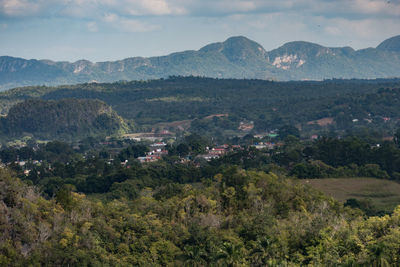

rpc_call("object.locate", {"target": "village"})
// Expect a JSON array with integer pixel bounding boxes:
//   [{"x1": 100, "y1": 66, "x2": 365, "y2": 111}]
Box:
[
  {"x1": 0, "y1": 129, "x2": 286, "y2": 176},
  {"x1": 2, "y1": 111, "x2": 398, "y2": 177}
]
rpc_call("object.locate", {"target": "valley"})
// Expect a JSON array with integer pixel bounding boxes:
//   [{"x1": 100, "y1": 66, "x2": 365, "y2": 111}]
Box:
[{"x1": 1, "y1": 26, "x2": 400, "y2": 266}]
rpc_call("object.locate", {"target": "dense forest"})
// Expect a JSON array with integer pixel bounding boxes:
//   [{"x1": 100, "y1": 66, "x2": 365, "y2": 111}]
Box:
[
  {"x1": 0, "y1": 99, "x2": 131, "y2": 141},
  {"x1": 1, "y1": 77, "x2": 400, "y2": 141},
  {"x1": 3, "y1": 132, "x2": 400, "y2": 212},
  {"x1": 2, "y1": 137, "x2": 400, "y2": 265},
  {"x1": 2, "y1": 77, "x2": 400, "y2": 265}
]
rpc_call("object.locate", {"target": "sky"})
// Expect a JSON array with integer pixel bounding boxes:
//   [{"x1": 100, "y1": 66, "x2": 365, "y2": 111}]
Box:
[{"x1": 0, "y1": 0, "x2": 399, "y2": 62}]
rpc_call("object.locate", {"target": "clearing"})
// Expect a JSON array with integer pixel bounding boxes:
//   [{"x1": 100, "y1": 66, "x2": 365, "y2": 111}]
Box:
[{"x1": 302, "y1": 178, "x2": 400, "y2": 213}]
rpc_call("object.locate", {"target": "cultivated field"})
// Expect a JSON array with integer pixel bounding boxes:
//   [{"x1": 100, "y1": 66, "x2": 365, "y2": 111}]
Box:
[{"x1": 302, "y1": 178, "x2": 400, "y2": 213}]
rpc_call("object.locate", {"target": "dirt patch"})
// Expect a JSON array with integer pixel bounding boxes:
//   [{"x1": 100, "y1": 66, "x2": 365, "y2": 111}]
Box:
[
  {"x1": 155, "y1": 119, "x2": 193, "y2": 131},
  {"x1": 204, "y1": 114, "x2": 229, "y2": 120},
  {"x1": 307, "y1": 117, "x2": 334, "y2": 126}
]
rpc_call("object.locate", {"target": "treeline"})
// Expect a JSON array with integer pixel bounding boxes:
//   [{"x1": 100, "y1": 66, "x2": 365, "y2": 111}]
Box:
[
  {"x1": 1, "y1": 77, "x2": 400, "y2": 137},
  {"x1": 208, "y1": 134, "x2": 400, "y2": 181},
  {"x1": 288, "y1": 136, "x2": 400, "y2": 180},
  {"x1": 4, "y1": 134, "x2": 400, "y2": 201}
]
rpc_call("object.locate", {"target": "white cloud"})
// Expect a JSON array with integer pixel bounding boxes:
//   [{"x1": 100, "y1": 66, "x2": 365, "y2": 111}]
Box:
[
  {"x1": 103, "y1": 13, "x2": 118, "y2": 23},
  {"x1": 323, "y1": 17, "x2": 400, "y2": 40},
  {"x1": 324, "y1": 26, "x2": 342, "y2": 36},
  {"x1": 87, "y1": 21, "x2": 98, "y2": 32},
  {"x1": 348, "y1": 0, "x2": 400, "y2": 16},
  {"x1": 125, "y1": 0, "x2": 178, "y2": 15},
  {"x1": 102, "y1": 13, "x2": 160, "y2": 32},
  {"x1": 74, "y1": 0, "x2": 183, "y2": 17},
  {"x1": 118, "y1": 18, "x2": 160, "y2": 32},
  {"x1": 0, "y1": 0, "x2": 399, "y2": 43},
  {"x1": 167, "y1": 0, "x2": 399, "y2": 18},
  {"x1": 216, "y1": 1, "x2": 257, "y2": 12},
  {"x1": 0, "y1": 0, "x2": 42, "y2": 16},
  {"x1": 0, "y1": 0, "x2": 186, "y2": 18},
  {"x1": 1, "y1": 0, "x2": 399, "y2": 19}
]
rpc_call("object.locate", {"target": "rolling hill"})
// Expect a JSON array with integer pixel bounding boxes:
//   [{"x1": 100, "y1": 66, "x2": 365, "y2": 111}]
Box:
[
  {"x1": 0, "y1": 99, "x2": 130, "y2": 140},
  {"x1": 1, "y1": 77, "x2": 400, "y2": 140}
]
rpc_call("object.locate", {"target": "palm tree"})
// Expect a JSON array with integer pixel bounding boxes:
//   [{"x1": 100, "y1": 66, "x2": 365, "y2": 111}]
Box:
[{"x1": 216, "y1": 241, "x2": 247, "y2": 267}]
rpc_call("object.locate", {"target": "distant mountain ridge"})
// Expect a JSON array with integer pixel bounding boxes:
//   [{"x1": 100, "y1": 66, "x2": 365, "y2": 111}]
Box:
[{"x1": 1, "y1": 35, "x2": 400, "y2": 90}]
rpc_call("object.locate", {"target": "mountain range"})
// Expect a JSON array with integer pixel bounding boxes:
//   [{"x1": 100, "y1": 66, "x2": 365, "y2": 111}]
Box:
[{"x1": 1, "y1": 35, "x2": 400, "y2": 90}]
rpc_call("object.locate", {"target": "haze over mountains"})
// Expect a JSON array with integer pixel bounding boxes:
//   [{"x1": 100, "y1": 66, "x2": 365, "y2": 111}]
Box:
[{"x1": 1, "y1": 35, "x2": 400, "y2": 90}]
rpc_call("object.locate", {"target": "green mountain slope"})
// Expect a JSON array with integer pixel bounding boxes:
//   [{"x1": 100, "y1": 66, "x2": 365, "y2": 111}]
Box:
[
  {"x1": 3, "y1": 163, "x2": 400, "y2": 266},
  {"x1": 0, "y1": 99, "x2": 130, "y2": 140},
  {"x1": 1, "y1": 35, "x2": 400, "y2": 90},
  {"x1": 377, "y1": 35, "x2": 400, "y2": 52}
]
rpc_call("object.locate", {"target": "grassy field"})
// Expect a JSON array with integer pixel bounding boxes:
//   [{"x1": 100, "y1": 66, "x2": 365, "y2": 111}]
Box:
[{"x1": 301, "y1": 178, "x2": 400, "y2": 213}]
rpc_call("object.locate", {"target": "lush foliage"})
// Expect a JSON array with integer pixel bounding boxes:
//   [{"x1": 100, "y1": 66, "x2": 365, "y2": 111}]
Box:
[
  {"x1": 2, "y1": 76, "x2": 400, "y2": 265},
  {"x1": 0, "y1": 99, "x2": 131, "y2": 141},
  {"x1": 3, "y1": 167, "x2": 400, "y2": 266},
  {"x1": 1, "y1": 77, "x2": 400, "y2": 140}
]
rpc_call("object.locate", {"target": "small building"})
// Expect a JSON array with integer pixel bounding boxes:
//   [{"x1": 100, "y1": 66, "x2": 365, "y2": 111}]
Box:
[
  {"x1": 137, "y1": 155, "x2": 161, "y2": 163},
  {"x1": 151, "y1": 142, "x2": 167, "y2": 147},
  {"x1": 209, "y1": 148, "x2": 226, "y2": 156}
]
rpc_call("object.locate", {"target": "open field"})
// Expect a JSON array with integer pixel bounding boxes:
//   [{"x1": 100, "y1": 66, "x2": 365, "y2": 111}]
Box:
[{"x1": 301, "y1": 178, "x2": 400, "y2": 213}]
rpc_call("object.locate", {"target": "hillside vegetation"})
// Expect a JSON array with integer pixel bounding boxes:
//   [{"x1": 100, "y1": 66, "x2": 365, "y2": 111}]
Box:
[
  {"x1": 0, "y1": 99, "x2": 130, "y2": 140},
  {"x1": 1, "y1": 77, "x2": 400, "y2": 139},
  {"x1": 1, "y1": 128, "x2": 400, "y2": 265},
  {"x1": 2, "y1": 167, "x2": 400, "y2": 266}
]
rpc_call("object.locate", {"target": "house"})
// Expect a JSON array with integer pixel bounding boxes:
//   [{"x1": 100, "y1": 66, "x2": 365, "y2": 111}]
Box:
[
  {"x1": 209, "y1": 148, "x2": 226, "y2": 156},
  {"x1": 197, "y1": 154, "x2": 220, "y2": 161},
  {"x1": 252, "y1": 142, "x2": 278, "y2": 150},
  {"x1": 137, "y1": 148, "x2": 168, "y2": 164},
  {"x1": 150, "y1": 142, "x2": 167, "y2": 148},
  {"x1": 253, "y1": 144, "x2": 267, "y2": 149},
  {"x1": 148, "y1": 149, "x2": 168, "y2": 157},
  {"x1": 15, "y1": 161, "x2": 26, "y2": 167},
  {"x1": 138, "y1": 155, "x2": 161, "y2": 163},
  {"x1": 160, "y1": 130, "x2": 171, "y2": 135}
]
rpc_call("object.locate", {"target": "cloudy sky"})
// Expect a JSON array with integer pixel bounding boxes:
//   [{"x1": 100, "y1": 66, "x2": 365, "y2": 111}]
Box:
[{"x1": 0, "y1": 0, "x2": 399, "y2": 62}]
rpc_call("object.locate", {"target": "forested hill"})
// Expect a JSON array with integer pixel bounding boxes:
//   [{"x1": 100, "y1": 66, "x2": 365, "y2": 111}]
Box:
[
  {"x1": 1, "y1": 35, "x2": 400, "y2": 90},
  {"x1": 3, "y1": 166, "x2": 400, "y2": 266},
  {"x1": 0, "y1": 99, "x2": 130, "y2": 140},
  {"x1": 1, "y1": 77, "x2": 400, "y2": 138}
]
